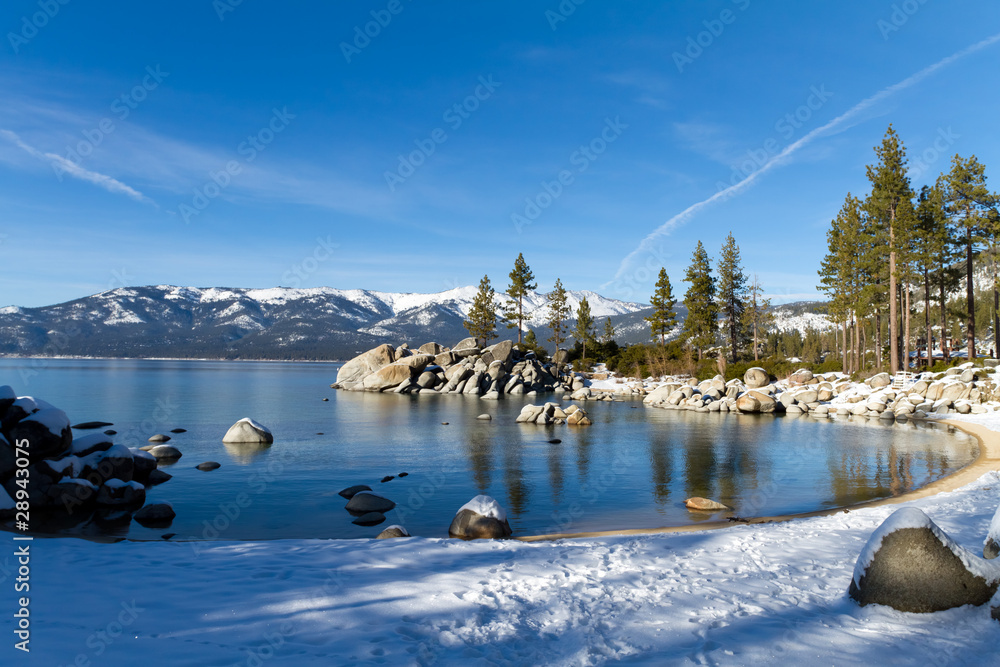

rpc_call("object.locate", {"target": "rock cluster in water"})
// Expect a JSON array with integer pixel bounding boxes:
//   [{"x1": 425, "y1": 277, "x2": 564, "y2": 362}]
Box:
[
  {"x1": 334, "y1": 338, "x2": 584, "y2": 397},
  {"x1": 643, "y1": 361, "x2": 1000, "y2": 420},
  {"x1": 515, "y1": 403, "x2": 592, "y2": 425},
  {"x1": 0, "y1": 386, "x2": 176, "y2": 531}
]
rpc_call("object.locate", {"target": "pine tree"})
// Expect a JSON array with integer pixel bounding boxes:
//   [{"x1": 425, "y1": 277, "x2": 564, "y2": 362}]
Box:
[
  {"x1": 915, "y1": 184, "x2": 953, "y2": 365},
  {"x1": 865, "y1": 125, "x2": 915, "y2": 374},
  {"x1": 501, "y1": 253, "x2": 537, "y2": 344},
  {"x1": 546, "y1": 278, "x2": 572, "y2": 355},
  {"x1": 464, "y1": 275, "x2": 498, "y2": 346},
  {"x1": 645, "y1": 268, "x2": 676, "y2": 346},
  {"x1": 819, "y1": 194, "x2": 867, "y2": 373},
  {"x1": 572, "y1": 297, "x2": 595, "y2": 365},
  {"x1": 942, "y1": 154, "x2": 996, "y2": 360},
  {"x1": 682, "y1": 241, "x2": 718, "y2": 360},
  {"x1": 602, "y1": 317, "x2": 616, "y2": 344},
  {"x1": 716, "y1": 232, "x2": 749, "y2": 362},
  {"x1": 744, "y1": 274, "x2": 773, "y2": 362}
]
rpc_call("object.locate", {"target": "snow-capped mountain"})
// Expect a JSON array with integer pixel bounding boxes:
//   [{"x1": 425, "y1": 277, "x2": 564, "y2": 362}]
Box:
[{"x1": 0, "y1": 285, "x2": 649, "y2": 360}]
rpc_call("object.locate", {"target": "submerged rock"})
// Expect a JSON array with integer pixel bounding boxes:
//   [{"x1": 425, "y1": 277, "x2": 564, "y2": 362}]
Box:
[
  {"x1": 338, "y1": 484, "x2": 372, "y2": 499},
  {"x1": 346, "y1": 492, "x2": 396, "y2": 514},
  {"x1": 685, "y1": 497, "x2": 730, "y2": 511},
  {"x1": 376, "y1": 525, "x2": 410, "y2": 539},
  {"x1": 196, "y1": 461, "x2": 221, "y2": 471},
  {"x1": 134, "y1": 502, "x2": 176, "y2": 526}
]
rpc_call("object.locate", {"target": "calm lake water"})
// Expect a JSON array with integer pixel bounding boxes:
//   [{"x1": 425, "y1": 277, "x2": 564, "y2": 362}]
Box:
[{"x1": 0, "y1": 358, "x2": 979, "y2": 541}]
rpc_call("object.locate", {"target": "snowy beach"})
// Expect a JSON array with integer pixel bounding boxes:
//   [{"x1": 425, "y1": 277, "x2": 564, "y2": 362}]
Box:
[{"x1": 5, "y1": 417, "x2": 1000, "y2": 666}]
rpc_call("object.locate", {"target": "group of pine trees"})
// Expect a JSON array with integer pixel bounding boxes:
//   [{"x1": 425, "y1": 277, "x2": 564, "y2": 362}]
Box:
[
  {"x1": 644, "y1": 233, "x2": 772, "y2": 363},
  {"x1": 463, "y1": 254, "x2": 616, "y2": 366},
  {"x1": 818, "y1": 125, "x2": 999, "y2": 374}
]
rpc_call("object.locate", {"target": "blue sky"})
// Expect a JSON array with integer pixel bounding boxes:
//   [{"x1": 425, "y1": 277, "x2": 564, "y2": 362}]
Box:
[{"x1": 2, "y1": 1, "x2": 999, "y2": 308}]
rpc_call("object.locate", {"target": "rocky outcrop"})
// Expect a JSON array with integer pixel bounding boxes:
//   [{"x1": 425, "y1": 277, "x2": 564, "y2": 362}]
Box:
[
  {"x1": 685, "y1": 497, "x2": 730, "y2": 511},
  {"x1": 336, "y1": 339, "x2": 578, "y2": 397}
]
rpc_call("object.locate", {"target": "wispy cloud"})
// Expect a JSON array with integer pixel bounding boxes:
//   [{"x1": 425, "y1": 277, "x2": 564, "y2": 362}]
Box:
[
  {"x1": 609, "y1": 31, "x2": 1000, "y2": 284},
  {"x1": 0, "y1": 129, "x2": 153, "y2": 204}
]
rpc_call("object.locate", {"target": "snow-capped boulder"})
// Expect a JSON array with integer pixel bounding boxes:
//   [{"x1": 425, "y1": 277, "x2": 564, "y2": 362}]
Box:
[
  {"x1": 0, "y1": 385, "x2": 16, "y2": 414},
  {"x1": 10, "y1": 407, "x2": 73, "y2": 460},
  {"x1": 744, "y1": 367, "x2": 770, "y2": 389},
  {"x1": 129, "y1": 448, "x2": 157, "y2": 482},
  {"x1": 789, "y1": 369, "x2": 814, "y2": 385},
  {"x1": 985, "y1": 505, "x2": 1000, "y2": 560},
  {"x1": 133, "y1": 502, "x2": 175, "y2": 526},
  {"x1": 345, "y1": 492, "x2": 396, "y2": 514},
  {"x1": 449, "y1": 495, "x2": 512, "y2": 539},
  {"x1": 571, "y1": 387, "x2": 592, "y2": 401},
  {"x1": 736, "y1": 390, "x2": 776, "y2": 414},
  {"x1": 96, "y1": 479, "x2": 146, "y2": 507},
  {"x1": 222, "y1": 418, "x2": 273, "y2": 444},
  {"x1": 71, "y1": 433, "x2": 114, "y2": 457},
  {"x1": 849, "y1": 508, "x2": 1000, "y2": 613},
  {"x1": 376, "y1": 525, "x2": 410, "y2": 539},
  {"x1": 685, "y1": 497, "x2": 730, "y2": 511}
]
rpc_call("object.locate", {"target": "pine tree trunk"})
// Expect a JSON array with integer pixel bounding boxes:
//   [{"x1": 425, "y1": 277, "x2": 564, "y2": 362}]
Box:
[
  {"x1": 875, "y1": 309, "x2": 882, "y2": 370},
  {"x1": 889, "y1": 228, "x2": 899, "y2": 374},
  {"x1": 923, "y1": 267, "x2": 931, "y2": 368},
  {"x1": 940, "y1": 266, "x2": 949, "y2": 362},
  {"x1": 904, "y1": 282, "x2": 911, "y2": 371},
  {"x1": 517, "y1": 297, "x2": 524, "y2": 344},
  {"x1": 854, "y1": 314, "x2": 860, "y2": 373},
  {"x1": 993, "y1": 243, "x2": 998, "y2": 359},
  {"x1": 842, "y1": 320, "x2": 848, "y2": 374},
  {"x1": 967, "y1": 225, "x2": 976, "y2": 361}
]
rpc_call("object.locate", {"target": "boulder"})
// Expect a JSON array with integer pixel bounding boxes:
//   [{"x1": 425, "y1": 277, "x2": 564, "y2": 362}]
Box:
[
  {"x1": 416, "y1": 371, "x2": 439, "y2": 389},
  {"x1": 352, "y1": 512, "x2": 386, "y2": 527},
  {"x1": 98, "y1": 444, "x2": 135, "y2": 482},
  {"x1": 743, "y1": 367, "x2": 770, "y2": 389},
  {"x1": 480, "y1": 340, "x2": 514, "y2": 367},
  {"x1": 71, "y1": 433, "x2": 114, "y2": 457},
  {"x1": 9, "y1": 408, "x2": 72, "y2": 461},
  {"x1": 129, "y1": 448, "x2": 157, "y2": 482},
  {"x1": 789, "y1": 369, "x2": 814, "y2": 384},
  {"x1": 363, "y1": 363, "x2": 415, "y2": 391},
  {"x1": 849, "y1": 508, "x2": 999, "y2": 613},
  {"x1": 0, "y1": 385, "x2": 15, "y2": 414},
  {"x1": 376, "y1": 525, "x2": 410, "y2": 539},
  {"x1": 418, "y1": 342, "x2": 445, "y2": 355},
  {"x1": 196, "y1": 461, "x2": 221, "y2": 471},
  {"x1": 96, "y1": 480, "x2": 146, "y2": 507},
  {"x1": 477, "y1": 414, "x2": 492, "y2": 421},
  {"x1": 338, "y1": 484, "x2": 372, "y2": 499},
  {"x1": 222, "y1": 418, "x2": 273, "y2": 444},
  {"x1": 148, "y1": 445, "x2": 183, "y2": 460},
  {"x1": 147, "y1": 434, "x2": 171, "y2": 443},
  {"x1": 345, "y1": 492, "x2": 396, "y2": 514},
  {"x1": 146, "y1": 469, "x2": 172, "y2": 486},
  {"x1": 448, "y1": 495, "x2": 512, "y2": 539},
  {"x1": 941, "y1": 383, "x2": 967, "y2": 401},
  {"x1": 336, "y1": 343, "x2": 395, "y2": 386},
  {"x1": 134, "y1": 502, "x2": 176, "y2": 526},
  {"x1": 685, "y1": 497, "x2": 730, "y2": 511},
  {"x1": 571, "y1": 387, "x2": 592, "y2": 401},
  {"x1": 868, "y1": 372, "x2": 891, "y2": 389}
]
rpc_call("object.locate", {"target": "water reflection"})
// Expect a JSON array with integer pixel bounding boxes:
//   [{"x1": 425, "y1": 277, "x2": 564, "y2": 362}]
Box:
[{"x1": 223, "y1": 441, "x2": 272, "y2": 464}]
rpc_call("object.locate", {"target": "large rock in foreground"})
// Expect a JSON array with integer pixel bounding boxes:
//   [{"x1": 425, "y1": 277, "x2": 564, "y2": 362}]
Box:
[
  {"x1": 449, "y1": 495, "x2": 512, "y2": 539},
  {"x1": 849, "y1": 508, "x2": 1000, "y2": 613},
  {"x1": 743, "y1": 367, "x2": 770, "y2": 389},
  {"x1": 222, "y1": 418, "x2": 274, "y2": 444},
  {"x1": 336, "y1": 344, "x2": 395, "y2": 387}
]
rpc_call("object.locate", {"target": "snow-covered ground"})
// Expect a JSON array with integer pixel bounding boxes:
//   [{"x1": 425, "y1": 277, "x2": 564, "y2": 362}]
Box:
[{"x1": 4, "y1": 423, "x2": 1000, "y2": 665}]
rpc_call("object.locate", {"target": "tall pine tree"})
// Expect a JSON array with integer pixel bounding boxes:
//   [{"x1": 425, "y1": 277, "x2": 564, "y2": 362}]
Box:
[
  {"x1": 501, "y1": 253, "x2": 537, "y2": 344},
  {"x1": 865, "y1": 125, "x2": 914, "y2": 374},
  {"x1": 602, "y1": 317, "x2": 616, "y2": 344},
  {"x1": 645, "y1": 267, "x2": 676, "y2": 346},
  {"x1": 942, "y1": 154, "x2": 996, "y2": 360},
  {"x1": 682, "y1": 241, "x2": 718, "y2": 360},
  {"x1": 546, "y1": 278, "x2": 572, "y2": 355},
  {"x1": 744, "y1": 274, "x2": 773, "y2": 362},
  {"x1": 716, "y1": 232, "x2": 749, "y2": 362},
  {"x1": 464, "y1": 275, "x2": 498, "y2": 346},
  {"x1": 572, "y1": 297, "x2": 595, "y2": 365}
]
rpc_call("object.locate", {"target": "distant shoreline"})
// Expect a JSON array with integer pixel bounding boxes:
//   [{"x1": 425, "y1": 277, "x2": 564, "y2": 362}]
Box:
[{"x1": 0, "y1": 355, "x2": 346, "y2": 364}]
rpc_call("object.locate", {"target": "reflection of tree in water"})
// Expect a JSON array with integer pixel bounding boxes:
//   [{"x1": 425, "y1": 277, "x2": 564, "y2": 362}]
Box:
[
  {"x1": 683, "y1": 429, "x2": 717, "y2": 500},
  {"x1": 503, "y1": 432, "x2": 529, "y2": 515},
  {"x1": 648, "y1": 432, "x2": 672, "y2": 504},
  {"x1": 465, "y1": 429, "x2": 493, "y2": 492},
  {"x1": 548, "y1": 440, "x2": 564, "y2": 503},
  {"x1": 575, "y1": 428, "x2": 593, "y2": 482}
]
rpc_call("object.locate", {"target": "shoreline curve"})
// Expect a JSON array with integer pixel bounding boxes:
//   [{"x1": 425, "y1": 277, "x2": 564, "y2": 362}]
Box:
[{"x1": 515, "y1": 418, "x2": 1000, "y2": 543}]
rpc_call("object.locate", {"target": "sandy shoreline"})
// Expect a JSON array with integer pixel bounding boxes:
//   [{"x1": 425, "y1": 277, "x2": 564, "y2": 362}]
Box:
[{"x1": 517, "y1": 417, "x2": 999, "y2": 542}]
